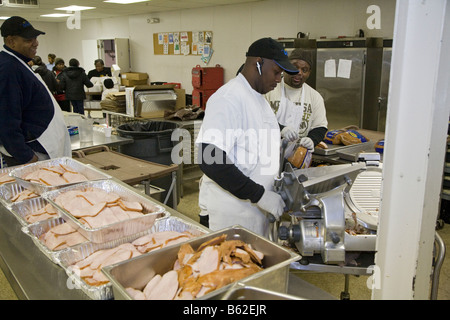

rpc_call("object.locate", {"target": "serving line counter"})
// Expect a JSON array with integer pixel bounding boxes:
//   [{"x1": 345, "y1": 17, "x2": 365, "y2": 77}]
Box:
[{"x1": 0, "y1": 175, "x2": 336, "y2": 300}]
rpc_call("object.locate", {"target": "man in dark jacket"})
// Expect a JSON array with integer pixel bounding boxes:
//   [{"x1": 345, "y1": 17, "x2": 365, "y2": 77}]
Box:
[
  {"x1": 59, "y1": 58, "x2": 93, "y2": 114},
  {"x1": 33, "y1": 56, "x2": 57, "y2": 94},
  {"x1": 0, "y1": 16, "x2": 71, "y2": 166}
]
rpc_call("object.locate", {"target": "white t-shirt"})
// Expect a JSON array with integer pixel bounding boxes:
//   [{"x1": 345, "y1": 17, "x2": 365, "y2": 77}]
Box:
[
  {"x1": 195, "y1": 73, "x2": 280, "y2": 236},
  {"x1": 265, "y1": 79, "x2": 328, "y2": 138},
  {"x1": 196, "y1": 73, "x2": 280, "y2": 184}
]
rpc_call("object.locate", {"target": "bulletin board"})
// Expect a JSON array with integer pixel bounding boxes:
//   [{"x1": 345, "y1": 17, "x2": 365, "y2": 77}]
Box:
[{"x1": 153, "y1": 31, "x2": 213, "y2": 62}]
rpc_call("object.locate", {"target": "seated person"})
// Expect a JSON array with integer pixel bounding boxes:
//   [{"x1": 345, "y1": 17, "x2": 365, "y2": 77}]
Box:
[{"x1": 101, "y1": 78, "x2": 118, "y2": 100}]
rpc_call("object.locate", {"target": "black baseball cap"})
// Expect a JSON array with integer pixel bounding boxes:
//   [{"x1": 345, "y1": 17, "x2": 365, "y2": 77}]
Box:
[
  {"x1": 246, "y1": 38, "x2": 298, "y2": 75},
  {"x1": 1, "y1": 16, "x2": 45, "y2": 39}
]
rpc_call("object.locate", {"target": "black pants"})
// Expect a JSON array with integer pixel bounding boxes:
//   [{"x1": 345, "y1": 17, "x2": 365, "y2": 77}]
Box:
[{"x1": 199, "y1": 214, "x2": 209, "y2": 228}]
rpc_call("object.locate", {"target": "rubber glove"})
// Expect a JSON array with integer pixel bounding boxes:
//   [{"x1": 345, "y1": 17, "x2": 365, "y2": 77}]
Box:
[
  {"x1": 280, "y1": 126, "x2": 298, "y2": 142},
  {"x1": 257, "y1": 189, "x2": 285, "y2": 220},
  {"x1": 299, "y1": 137, "x2": 314, "y2": 151}
]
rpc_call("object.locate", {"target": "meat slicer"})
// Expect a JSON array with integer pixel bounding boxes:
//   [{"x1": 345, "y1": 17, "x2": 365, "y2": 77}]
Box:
[{"x1": 273, "y1": 152, "x2": 381, "y2": 265}]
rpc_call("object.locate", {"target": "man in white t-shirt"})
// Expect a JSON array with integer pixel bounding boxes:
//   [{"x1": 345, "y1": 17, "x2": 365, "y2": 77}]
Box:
[
  {"x1": 195, "y1": 38, "x2": 299, "y2": 237},
  {"x1": 265, "y1": 48, "x2": 328, "y2": 150}
]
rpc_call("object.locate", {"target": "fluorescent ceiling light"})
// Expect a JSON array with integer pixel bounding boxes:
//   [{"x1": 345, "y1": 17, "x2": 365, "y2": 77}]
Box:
[
  {"x1": 40, "y1": 13, "x2": 73, "y2": 18},
  {"x1": 55, "y1": 5, "x2": 96, "y2": 11},
  {"x1": 0, "y1": 17, "x2": 11, "y2": 20},
  {"x1": 104, "y1": 0, "x2": 150, "y2": 4}
]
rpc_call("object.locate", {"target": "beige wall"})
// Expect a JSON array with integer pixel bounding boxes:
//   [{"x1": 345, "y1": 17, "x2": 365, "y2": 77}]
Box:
[{"x1": 1, "y1": 0, "x2": 396, "y2": 93}]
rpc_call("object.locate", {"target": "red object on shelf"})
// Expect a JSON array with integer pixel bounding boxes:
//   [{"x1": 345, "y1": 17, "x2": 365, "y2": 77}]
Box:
[
  {"x1": 192, "y1": 89, "x2": 216, "y2": 110},
  {"x1": 164, "y1": 82, "x2": 181, "y2": 89},
  {"x1": 192, "y1": 64, "x2": 224, "y2": 90}
]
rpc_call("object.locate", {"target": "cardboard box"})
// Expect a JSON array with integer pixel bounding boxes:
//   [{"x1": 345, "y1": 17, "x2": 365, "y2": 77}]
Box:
[
  {"x1": 125, "y1": 84, "x2": 185, "y2": 118},
  {"x1": 121, "y1": 78, "x2": 148, "y2": 87},
  {"x1": 121, "y1": 72, "x2": 148, "y2": 81}
]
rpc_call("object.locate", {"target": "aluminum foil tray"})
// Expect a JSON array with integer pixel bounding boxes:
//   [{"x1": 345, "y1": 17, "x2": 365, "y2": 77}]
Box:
[
  {"x1": 0, "y1": 182, "x2": 37, "y2": 208},
  {"x1": 103, "y1": 226, "x2": 300, "y2": 300},
  {"x1": 10, "y1": 196, "x2": 59, "y2": 227},
  {"x1": 42, "y1": 180, "x2": 167, "y2": 243},
  {"x1": 9, "y1": 157, "x2": 112, "y2": 195},
  {"x1": 21, "y1": 217, "x2": 85, "y2": 264},
  {"x1": 0, "y1": 164, "x2": 23, "y2": 185},
  {"x1": 57, "y1": 216, "x2": 209, "y2": 300}
]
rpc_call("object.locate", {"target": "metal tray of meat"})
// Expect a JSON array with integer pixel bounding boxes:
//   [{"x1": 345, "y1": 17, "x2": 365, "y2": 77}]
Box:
[
  {"x1": 42, "y1": 179, "x2": 168, "y2": 243},
  {"x1": 313, "y1": 142, "x2": 371, "y2": 156},
  {"x1": 9, "y1": 157, "x2": 112, "y2": 195},
  {"x1": 0, "y1": 164, "x2": 23, "y2": 185},
  {"x1": 10, "y1": 196, "x2": 60, "y2": 226},
  {"x1": 214, "y1": 282, "x2": 303, "y2": 300},
  {"x1": 21, "y1": 217, "x2": 89, "y2": 264},
  {"x1": 0, "y1": 182, "x2": 39, "y2": 208},
  {"x1": 103, "y1": 225, "x2": 300, "y2": 300},
  {"x1": 57, "y1": 215, "x2": 209, "y2": 300}
]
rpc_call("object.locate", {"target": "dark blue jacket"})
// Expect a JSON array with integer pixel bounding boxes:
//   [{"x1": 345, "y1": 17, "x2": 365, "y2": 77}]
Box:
[{"x1": 0, "y1": 45, "x2": 53, "y2": 163}]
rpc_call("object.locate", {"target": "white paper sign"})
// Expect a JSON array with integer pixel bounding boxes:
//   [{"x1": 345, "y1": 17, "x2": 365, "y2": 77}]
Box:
[
  {"x1": 324, "y1": 59, "x2": 336, "y2": 78},
  {"x1": 337, "y1": 59, "x2": 352, "y2": 79}
]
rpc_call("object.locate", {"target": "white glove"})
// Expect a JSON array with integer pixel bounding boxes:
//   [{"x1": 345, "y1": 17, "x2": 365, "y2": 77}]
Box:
[
  {"x1": 257, "y1": 189, "x2": 285, "y2": 220},
  {"x1": 299, "y1": 137, "x2": 314, "y2": 150},
  {"x1": 281, "y1": 126, "x2": 298, "y2": 142}
]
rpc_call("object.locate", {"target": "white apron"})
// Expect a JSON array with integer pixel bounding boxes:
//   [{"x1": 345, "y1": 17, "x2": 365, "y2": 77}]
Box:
[
  {"x1": 276, "y1": 80, "x2": 305, "y2": 131},
  {"x1": 276, "y1": 80, "x2": 306, "y2": 158},
  {"x1": 198, "y1": 101, "x2": 280, "y2": 238},
  {"x1": 1, "y1": 50, "x2": 71, "y2": 161}
]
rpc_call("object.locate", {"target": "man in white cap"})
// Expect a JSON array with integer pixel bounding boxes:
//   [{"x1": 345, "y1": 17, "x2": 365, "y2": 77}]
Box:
[
  {"x1": 0, "y1": 16, "x2": 71, "y2": 166},
  {"x1": 266, "y1": 48, "x2": 328, "y2": 150},
  {"x1": 196, "y1": 37, "x2": 299, "y2": 237}
]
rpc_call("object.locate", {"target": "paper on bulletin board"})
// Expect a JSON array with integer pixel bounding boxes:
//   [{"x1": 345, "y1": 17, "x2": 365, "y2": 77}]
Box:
[
  {"x1": 324, "y1": 59, "x2": 336, "y2": 77},
  {"x1": 173, "y1": 33, "x2": 180, "y2": 54},
  {"x1": 337, "y1": 59, "x2": 352, "y2": 79}
]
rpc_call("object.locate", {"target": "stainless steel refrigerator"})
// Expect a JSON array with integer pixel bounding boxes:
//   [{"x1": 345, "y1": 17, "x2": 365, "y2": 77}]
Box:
[
  {"x1": 377, "y1": 39, "x2": 392, "y2": 132},
  {"x1": 315, "y1": 38, "x2": 384, "y2": 130}
]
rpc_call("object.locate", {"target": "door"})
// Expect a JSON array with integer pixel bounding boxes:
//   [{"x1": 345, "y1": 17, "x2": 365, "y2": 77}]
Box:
[
  {"x1": 115, "y1": 38, "x2": 131, "y2": 73},
  {"x1": 316, "y1": 47, "x2": 366, "y2": 129},
  {"x1": 97, "y1": 38, "x2": 131, "y2": 72}
]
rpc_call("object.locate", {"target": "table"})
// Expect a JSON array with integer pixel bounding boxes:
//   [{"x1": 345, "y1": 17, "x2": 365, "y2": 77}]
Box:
[
  {"x1": 70, "y1": 126, "x2": 133, "y2": 151},
  {"x1": 84, "y1": 91, "x2": 102, "y2": 118},
  {"x1": 312, "y1": 128, "x2": 385, "y2": 165},
  {"x1": 72, "y1": 146, "x2": 179, "y2": 209}
]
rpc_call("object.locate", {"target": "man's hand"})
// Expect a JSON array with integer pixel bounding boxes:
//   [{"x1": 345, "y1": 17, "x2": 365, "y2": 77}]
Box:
[
  {"x1": 257, "y1": 189, "x2": 285, "y2": 220},
  {"x1": 299, "y1": 137, "x2": 314, "y2": 150},
  {"x1": 281, "y1": 126, "x2": 298, "y2": 142}
]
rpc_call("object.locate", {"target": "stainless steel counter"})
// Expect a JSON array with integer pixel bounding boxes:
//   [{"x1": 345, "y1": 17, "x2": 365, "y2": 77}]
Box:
[
  {"x1": 0, "y1": 178, "x2": 335, "y2": 300},
  {"x1": 70, "y1": 127, "x2": 133, "y2": 151}
]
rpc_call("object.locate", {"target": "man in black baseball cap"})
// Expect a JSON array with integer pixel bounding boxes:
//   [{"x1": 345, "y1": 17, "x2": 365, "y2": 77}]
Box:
[
  {"x1": 0, "y1": 16, "x2": 71, "y2": 166},
  {"x1": 1, "y1": 16, "x2": 45, "y2": 39},
  {"x1": 246, "y1": 37, "x2": 298, "y2": 75},
  {"x1": 196, "y1": 37, "x2": 297, "y2": 235}
]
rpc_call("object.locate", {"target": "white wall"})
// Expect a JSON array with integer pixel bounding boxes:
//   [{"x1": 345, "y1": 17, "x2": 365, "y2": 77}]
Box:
[{"x1": 1, "y1": 0, "x2": 396, "y2": 93}]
